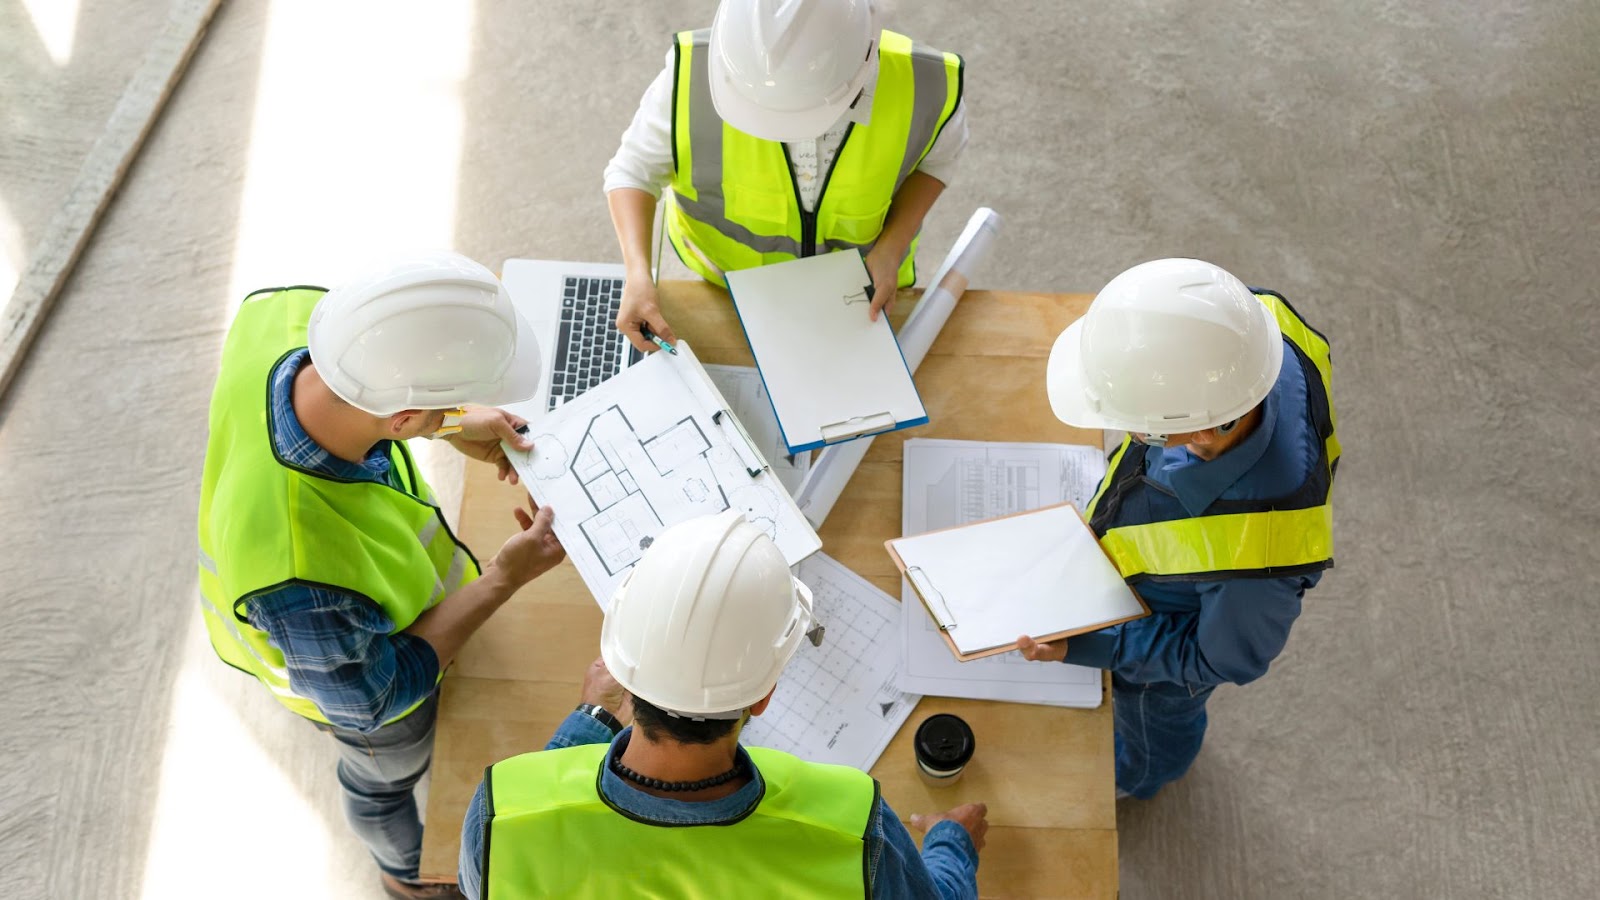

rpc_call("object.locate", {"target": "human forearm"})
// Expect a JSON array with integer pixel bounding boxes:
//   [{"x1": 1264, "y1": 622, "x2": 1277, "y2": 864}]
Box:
[
  {"x1": 402, "y1": 566, "x2": 519, "y2": 671},
  {"x1": 875, "y1": 170, "x2": 946, "y2": 259},
  {"x1": 408, "y1": 503, "x2": 563, "y2": 670},
  {"x1": 1070, "y1": 580, "x2": 1306, "y2": 686},
  {"x1": 545, "y1": 709, "x2": 618, "y2": 751},
  {"x1": 919, "y1": 821, "x2": 980, "y2": 900},
  {"x1": 607, "y1": 188, "x2": 658, "y2": 281},
  {"x1": 876, "y1": 800, "x2": 980, "y2": 900}
]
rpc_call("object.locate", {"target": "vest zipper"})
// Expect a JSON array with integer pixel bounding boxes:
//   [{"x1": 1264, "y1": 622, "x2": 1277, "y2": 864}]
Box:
[{"x1": 781, "y1": 124, "x2": 856, "y2": 258}]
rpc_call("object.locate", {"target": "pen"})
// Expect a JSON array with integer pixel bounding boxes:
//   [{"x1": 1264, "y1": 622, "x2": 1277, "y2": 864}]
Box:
[{"x1": 639, "y1": 323, "x2": 677, "y2": 355}]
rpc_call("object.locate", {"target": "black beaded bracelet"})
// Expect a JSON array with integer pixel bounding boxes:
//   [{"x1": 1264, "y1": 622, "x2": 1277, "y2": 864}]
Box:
[{"x1": 575, "y1": 703, "x2": 622, "y2": 734}]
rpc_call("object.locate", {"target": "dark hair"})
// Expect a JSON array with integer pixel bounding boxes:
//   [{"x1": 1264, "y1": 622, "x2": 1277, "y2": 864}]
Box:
[{"x1": 629, "y1": 694, "x2": 739, "y2": 745}]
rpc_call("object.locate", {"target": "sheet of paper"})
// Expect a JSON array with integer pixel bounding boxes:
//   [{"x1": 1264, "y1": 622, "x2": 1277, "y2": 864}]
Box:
[
  {"x1": 900, "y1": 439, "x2": 1110, "y2": 706},
  {"x1": 739, "y1": 553, "x2": 920, "y2": 772},
  {"x1": 503, "y1": 342, "x2": 821, "y2": 606},
  {"x1": 726, "y1": 251, "x2": 927, "y2": 453},
  {"x1": 703, "y1": 364, "x2": 812, "y2": 496}
]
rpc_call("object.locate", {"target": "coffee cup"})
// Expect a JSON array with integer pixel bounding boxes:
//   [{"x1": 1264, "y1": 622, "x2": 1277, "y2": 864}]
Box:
[{"x1": 914, "y1": 713, "x2": 975, "y2": 787}]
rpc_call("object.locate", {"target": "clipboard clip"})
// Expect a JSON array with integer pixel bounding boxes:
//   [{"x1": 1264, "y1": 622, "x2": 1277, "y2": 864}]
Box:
[
  {"x1": 906, "y1": 566, "x2": 958, "y2": 632},
  {"x1": 712, "y1": 408, "x2": 767, "y2": 479},
  {"x1": 818, "y1": 411, "x2": 898, "y2": 443}
]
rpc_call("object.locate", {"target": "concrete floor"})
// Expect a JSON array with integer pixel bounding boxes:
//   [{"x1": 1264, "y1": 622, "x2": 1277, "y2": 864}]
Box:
[{"x1": 3, "y1": 1, "x2": 1598, "y2": 898}]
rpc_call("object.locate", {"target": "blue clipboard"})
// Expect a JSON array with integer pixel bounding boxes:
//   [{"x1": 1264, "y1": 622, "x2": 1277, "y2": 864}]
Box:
[{"x1": 725, "y1": 251, "x2": 929, "y2": 454}]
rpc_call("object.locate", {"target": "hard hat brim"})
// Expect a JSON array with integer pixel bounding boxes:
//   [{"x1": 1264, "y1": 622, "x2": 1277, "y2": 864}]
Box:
[
  {"x1": 708, "y1": 51, "x2": 854, "y2": 143},
  {"x1": 1046, "y1": 319, "x2": 1123, "y2": 430},
  {"x1": 472, "y1": 302, "x2": 543, "y2": 409}
]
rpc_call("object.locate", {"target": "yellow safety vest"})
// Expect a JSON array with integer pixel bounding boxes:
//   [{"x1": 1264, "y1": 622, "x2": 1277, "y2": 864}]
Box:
[
  {"x1": 667, "y1": 29, "x2": 963, "y2": 287},
  {"x1": 195, "y1": 287, "x2": 479, "y2": 724},
  {"x1": 1086, "y1": 291, "x2": 1340, "y2": 582},
  {"x1": 482, "y1": 743, "x2": 877, "y2": 899}
]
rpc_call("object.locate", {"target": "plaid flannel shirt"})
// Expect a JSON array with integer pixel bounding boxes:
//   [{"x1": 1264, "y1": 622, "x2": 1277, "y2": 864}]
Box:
[{"x1": 242, "y1": 349, "x2": 440, "y2": 733}]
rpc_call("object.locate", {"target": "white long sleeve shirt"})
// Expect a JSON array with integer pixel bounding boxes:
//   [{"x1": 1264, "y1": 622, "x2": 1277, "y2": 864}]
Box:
[{"x1": 603, "y1": 50, "x2": 968, "y2": 213}]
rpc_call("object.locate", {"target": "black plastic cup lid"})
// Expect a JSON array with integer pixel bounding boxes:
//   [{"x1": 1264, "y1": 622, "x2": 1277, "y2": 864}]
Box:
[{"x1": 914, "y1": 713, "x2": 975, "y2": 768}]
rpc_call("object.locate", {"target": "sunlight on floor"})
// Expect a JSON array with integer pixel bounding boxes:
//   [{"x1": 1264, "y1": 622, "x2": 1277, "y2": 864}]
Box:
[
  {"x1": 141, "y1": 3, "x2": 474, "y2": 898},
  {"x1": 20, "y1": 0, "x2": 79, "y2": 66},
  {"x1": 0, "y1": 194, "x2": 22, "y2": 304},
  {"x1": 223, "y1": 0, "x2": 474, "y2": 318},
  {"x1": 137, "y1": 637, "x2": 334, "y2": 898}
]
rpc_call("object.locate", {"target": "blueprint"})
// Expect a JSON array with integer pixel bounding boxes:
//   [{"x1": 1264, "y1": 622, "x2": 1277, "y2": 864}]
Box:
[
  {"x1": 703, "y1": 364, "x2": 812, "y2": 496},
  {"x1": 505, "y1": 342, "x2": 821, "y2": 606},
  {"x1": 899, "y1": 439, "x2": 1110, "y2": 707},
  {"x1": 741, "y1": 553, "x2": 920, "y2": 772}
]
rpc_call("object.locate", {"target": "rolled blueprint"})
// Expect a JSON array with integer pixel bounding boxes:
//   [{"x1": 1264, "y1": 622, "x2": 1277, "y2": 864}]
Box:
[{"x1": 793, "y1": 207, "x2": 1004, "y2": 527}]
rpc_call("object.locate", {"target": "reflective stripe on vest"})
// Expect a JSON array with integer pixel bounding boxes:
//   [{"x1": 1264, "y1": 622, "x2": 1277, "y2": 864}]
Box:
[
  {"x1": 667, "y1": 29, "x2": 963, "y2": 287},
  {"x1": 196, "y1": 287, "x2": 480, "y2": 724},
  {"x1": 482, "y1": 743, "x2": 876, "y2": 899},
  {"x1": 1085, "y1": 291, "x2": 1338, "y2": 583}
]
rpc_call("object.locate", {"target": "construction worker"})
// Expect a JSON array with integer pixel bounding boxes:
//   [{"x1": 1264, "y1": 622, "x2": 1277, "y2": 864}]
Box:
[
  {"x1": 457, "y1": 511, "x2": 987, "y2": 899},
  {"x1": 196, "y1": 251, "x2": 566, "y2": 900},
  {"x1": 1020, "y1": 258, "x2": 1339, "y2": 800},
  {"x1": 604, "y1": 0, "x2": 967, "y2": 352}
]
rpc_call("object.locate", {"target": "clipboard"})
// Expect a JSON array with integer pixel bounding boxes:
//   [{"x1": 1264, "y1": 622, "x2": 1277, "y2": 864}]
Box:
[
  {"x1": 725, "y1": 251, "x2": 929, "y2": 454},
  {"x1": 884, "y1": 501, "x2": 1150, "y2": 662}
]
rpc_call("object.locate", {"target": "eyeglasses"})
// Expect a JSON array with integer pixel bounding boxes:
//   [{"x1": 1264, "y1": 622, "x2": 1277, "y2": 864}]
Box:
[
  {"x1": 1131, "y1": 418, "x2": 1239, "y2": 449},
  {"x1": 429, "y1": 407, "x2": 467, "y2": 438}
]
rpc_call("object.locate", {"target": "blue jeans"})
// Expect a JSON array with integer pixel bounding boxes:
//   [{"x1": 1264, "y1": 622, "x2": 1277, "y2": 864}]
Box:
[
  {"x1": 1112, "y1": 674, "x2": 1216, "y2": 799},
  {"x1": 316, "y1": 689, "x2": 439, "y2": 881}
]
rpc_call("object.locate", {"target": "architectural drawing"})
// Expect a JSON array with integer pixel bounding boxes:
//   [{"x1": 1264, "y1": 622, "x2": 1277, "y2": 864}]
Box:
[
  {"x1": 741, "y1": 553, "x2": 919, "y2": 771},
  {"x1": 510, "y1": 343, "x2": 820, "y2": 606},
  {"x1": 558, "y1": 405, "x2": 763, "y2": 576},
  {"x1": 926, "y1": 454, "x2": 1042, "y2": 526}
]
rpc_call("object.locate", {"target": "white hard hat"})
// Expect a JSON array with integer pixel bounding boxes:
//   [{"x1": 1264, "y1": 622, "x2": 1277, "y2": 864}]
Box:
[
  {"x1": 1047, "y1": 258, "x2": 1284, "y2": 434},
  {"x1": 600, "y1": 511, "x2": 820, "y2": 720},
  {"x1": 306, "y1": 251, "x2": 541, "y2": 416},
  {"x1": 709, "y1": 0, "x2": 880, "y2": 142}
]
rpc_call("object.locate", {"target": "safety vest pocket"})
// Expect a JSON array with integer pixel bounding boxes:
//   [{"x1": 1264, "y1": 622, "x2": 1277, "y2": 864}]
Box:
[
  {"x1": 825, "y1": 197, "x2": 893, "y2": 248},
  {"x1": 723, "y1": 184, "x2": 793, "y2": 234}
]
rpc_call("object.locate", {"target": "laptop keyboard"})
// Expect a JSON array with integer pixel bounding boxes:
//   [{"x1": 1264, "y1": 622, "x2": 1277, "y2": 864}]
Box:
[{"x1": 550, "y1": 276, "x2": 644, "y2": 410}]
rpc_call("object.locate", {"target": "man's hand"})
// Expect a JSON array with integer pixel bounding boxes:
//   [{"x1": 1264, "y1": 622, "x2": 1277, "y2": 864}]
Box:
[
  {"x1": 490, "y1": 501, "x2": 565, "y2": 589},
  {"x1": 910, "y1": 802, "x2": 989, "y2": 853},
  {"x1": 616, "y1": 278, "x2": 678, "y2": 354},
  {"x1": 1016, "y1": 635, "x2": 1068, "y2": 662},
  {"x1": 579, "y1": 656, "x2": 634, "y2": 725},
  {"x1": 862, "y1": 243, "x2": 905, "y2": 322},
  {"x1": 446, "y1": 407, "x2": 534, "y2": 484}
]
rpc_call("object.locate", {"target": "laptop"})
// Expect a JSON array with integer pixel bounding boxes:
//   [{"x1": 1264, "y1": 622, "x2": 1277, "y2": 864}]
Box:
[{"x1": 501, "y1": 258, "x2": 646, "y2": 420}]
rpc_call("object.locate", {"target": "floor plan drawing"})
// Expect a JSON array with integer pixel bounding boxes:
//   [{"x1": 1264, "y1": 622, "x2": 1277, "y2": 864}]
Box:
[{"x1": 508, "y1": 342, "x2": 821, "y2": 605}]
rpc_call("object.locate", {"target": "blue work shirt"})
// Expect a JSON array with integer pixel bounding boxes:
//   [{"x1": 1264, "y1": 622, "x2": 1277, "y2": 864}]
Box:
[
  {"x1": 458, "y1": 712, "x2": 980, "y2": 900},
  {"x1": 1065, "y1": 349, "x2": 1323, "y2": 687},
  {"x1": 242, "y1": 349, "x2": 441, "y2": 733}
]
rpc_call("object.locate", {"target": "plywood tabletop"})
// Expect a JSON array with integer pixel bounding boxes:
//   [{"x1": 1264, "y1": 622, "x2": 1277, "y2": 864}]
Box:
[{"x1": 420, "y1": 282, "x2": 1117, "y2": 898}]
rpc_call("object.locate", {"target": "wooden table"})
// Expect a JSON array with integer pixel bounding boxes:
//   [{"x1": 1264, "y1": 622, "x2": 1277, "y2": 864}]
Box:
[{"x1": 419, "y1": 281, "x2": 1117, "y2": 898}]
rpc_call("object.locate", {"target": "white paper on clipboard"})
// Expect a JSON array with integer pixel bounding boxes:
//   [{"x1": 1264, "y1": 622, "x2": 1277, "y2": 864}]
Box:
[{"x1": 726, "y1": 251, "x2": 927, "y2": 454}]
